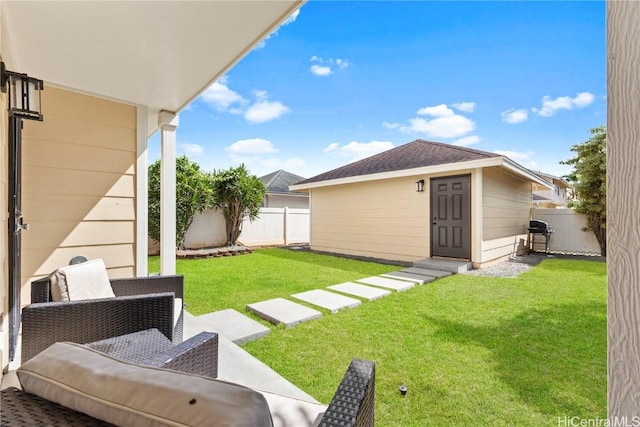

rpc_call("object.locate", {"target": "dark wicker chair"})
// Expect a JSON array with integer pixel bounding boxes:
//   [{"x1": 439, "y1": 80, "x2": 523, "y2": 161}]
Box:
[
  {"x1": 86, "y1": 328, "x2": 218, "y2": 378},
  {"x1": 21, "y1": 275, "x2": 184, "y2": 363},
  {"x1": 0, "y1": 354, "x2": 375, "y2": 426}
]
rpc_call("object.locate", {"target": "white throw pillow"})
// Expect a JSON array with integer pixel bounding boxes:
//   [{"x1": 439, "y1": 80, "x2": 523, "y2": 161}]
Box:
[
  {"x1": 49, "y1": 259, "x2": 115, "y2": 302},
  {"x1": 17, "y1": 342, "x2": 273, "y2": 427}
]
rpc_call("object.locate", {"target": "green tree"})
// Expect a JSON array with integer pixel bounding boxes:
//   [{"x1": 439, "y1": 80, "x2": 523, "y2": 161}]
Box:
[
  {"x1": 561, "y1": 125, "x2": 607, "y2": 256},
  {"x1": 148, "y1": 155, "x2": 215, "y2": 249},
  {"x1": 211, "y1": 165, "x2": 265, "y2": 246}
]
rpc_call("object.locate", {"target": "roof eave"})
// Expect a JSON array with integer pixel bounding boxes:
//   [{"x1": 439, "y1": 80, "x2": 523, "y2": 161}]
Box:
[
  {"x1": 290, "y1": 156, "x2": 554, "y2": 191},
  {"x1": 290, "y1": 157, "x2": 505, "y2": 190}
]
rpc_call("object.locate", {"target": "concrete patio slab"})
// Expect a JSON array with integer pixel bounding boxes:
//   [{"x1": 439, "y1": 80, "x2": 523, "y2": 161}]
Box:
[
  {"x1": 356, "y1": 276, "x2": 415, "y2": 292},
  {"x1": 382, "y1": 271, "x2": 436, "y2": 284},
  {"x1": 401, "y1": 267, "x2": 452, "y2": 278},
  {"x1": 291, "y1": 289, "x2": 361, "y2": 313},
  {"x1": 247, "y1": 298, "x2": 322, "y2": 328},
  {"x1": 196, "y1": 309, "x2": 270, "y2": 345},
  {"x1": 183, "y1": 311, "x2": 318, "y2": 403},
  {"x1": 328, "y1": 282, "x2": 392, "y2": 301}
]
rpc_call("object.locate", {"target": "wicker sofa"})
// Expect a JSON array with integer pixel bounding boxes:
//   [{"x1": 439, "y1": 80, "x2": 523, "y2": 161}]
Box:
[
  {"x1": 21, "y1": 274, "x2": 184, "y2": 363},
  {"x1": 1, "y1": 328, "x2": 376, "y2": 426}
]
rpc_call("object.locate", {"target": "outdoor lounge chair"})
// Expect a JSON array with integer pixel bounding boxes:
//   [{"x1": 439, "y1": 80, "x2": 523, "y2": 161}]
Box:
[
  {"x1": 21, "y1": 273, "x2": 184, "y2": 363},
  {"x1": 0, "y1": 328, "x2": 376, "y2": 426}
]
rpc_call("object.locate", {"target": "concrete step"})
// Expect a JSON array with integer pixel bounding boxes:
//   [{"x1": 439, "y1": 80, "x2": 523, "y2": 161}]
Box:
[
  {"x1": 247, "y1": 298, "x2": 322, "y2": 328},
  {"x1": 412, "y1": 257, "x2": 471, "y2": 273},
  {"x1": 328, "y1": 282, "x2": 392, "y2": 301},
  {"x1": 195, "y1": 309, "x2": 270, "y2": 345},
  {"x1": 381, "y1": 271, "x2": 436, "y2": 284},
  {"x1": 356, "y1": 276, "x2": 415, "y2": 292},
  {"x1": 401, "y1": 267, "x2": 452, "y2": 278},
  {"x1": 291, "y1": 289, "x2": 361, "y2": 313}
]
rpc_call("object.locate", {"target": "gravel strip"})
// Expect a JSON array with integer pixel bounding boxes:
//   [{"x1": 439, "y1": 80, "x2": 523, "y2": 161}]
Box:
[{"x1": 462, "y1": 253, "x2": 547, "y2": 278}]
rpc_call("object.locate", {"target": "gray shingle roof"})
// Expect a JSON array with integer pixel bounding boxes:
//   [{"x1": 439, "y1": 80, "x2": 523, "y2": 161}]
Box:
[
  {"x1": 259, "y1": 170, "x2": 307, "y2": 194},
  {"x1": 298, "y1": 139, "x2": 501, "y2": 185}
]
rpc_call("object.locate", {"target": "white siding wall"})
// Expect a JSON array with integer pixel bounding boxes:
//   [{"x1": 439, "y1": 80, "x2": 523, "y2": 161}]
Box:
[
  {"x1": 481, "y1": 167, "x2": 532, "y2": 265},
  {"x1": 21, "y1": 87, "x2": 137, "y2": 295},
  {"x1": 310, "y1": 176, "x2": 430, "y2": 262}
]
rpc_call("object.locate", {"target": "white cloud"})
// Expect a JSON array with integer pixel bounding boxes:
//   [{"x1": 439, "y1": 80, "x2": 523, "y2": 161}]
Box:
[
  {"x1": 255, "y1": 9, "x2": 300, "y2": 49},
  {"x1": 532, "y1": 91, "x2": 596, "y2": 117},
  {"x1": 309, "y1": 56, "x2": 349, "y2": 76},
  {"x1": 494, "y1": 150, "x2": 534, "y2": 161},
  {"x1": 387, "y1": 103, "x2": 475, "y2": 139},
  {"x1": 417, "y1": 104, "x2": 455, "y2": 117},
  {"x1": 201, "y1": 82, "x2": 289, "y2": 124},
  {"x1": 335, "y1": 59, "x2": 349, "y2": 69},
  {"x1": 452, "y1": 102, "x2": 476, "y2": 113},
  {"x1": 310, "y1": 65, "x2": 332, "y2": 76},
  {"x1": 406, "y1": 114, "x2": 475, "y2": 138},
  {"x1": 382, "y1": 121, "x2": 401, "y2": 129},
  {"x1": 225, "y1": 138, "x2": 279, "y2": 155},
  {"x1": 200, "y1": 76, "x2": 246, "y2": 111},
  {"x1": 179, "y1": 143, "x2": 204, "y2": 156},
  {"x1": 502, "y1": 108, "x2": 529, "y2": 124},
  {"x1": 244, "y1": 100, "x2": 290, "y2": 124},
  {"x1": 452, "y1": 136, "x2": 480, "y2": 146},
  {"x1": 573, "y1": 92, "x2": 596, "y2": 108},
  {"x1": 323, "y1": 142, "x2": 340, "y2": 152},
  {"x1": 324, "y1": 140, "x2": 394, "y2": 161}
]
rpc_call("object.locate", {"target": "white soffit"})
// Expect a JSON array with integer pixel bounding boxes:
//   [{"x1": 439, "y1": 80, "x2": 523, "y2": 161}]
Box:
[{"x1": 1, "y1": 1, "x2": 302, "y2": 114}]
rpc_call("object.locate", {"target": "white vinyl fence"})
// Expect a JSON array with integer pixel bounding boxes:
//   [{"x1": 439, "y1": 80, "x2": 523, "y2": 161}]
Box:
[
  {"x1": 531, "y1": 208, "x2": 602, "y2": 255},
  {"x1": 182, "y1": 207, "x2": 309, "y2": 249}
]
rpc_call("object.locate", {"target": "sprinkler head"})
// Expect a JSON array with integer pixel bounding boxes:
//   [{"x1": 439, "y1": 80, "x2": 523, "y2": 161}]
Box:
[{"x1": 398, "y1": 385, "x2": 407, "y2": 396}]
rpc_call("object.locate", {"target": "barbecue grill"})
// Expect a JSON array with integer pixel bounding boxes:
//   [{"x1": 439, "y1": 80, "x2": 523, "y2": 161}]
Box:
[{"x1": 528, "y1": 220, "x2": 554, "y2": 254}]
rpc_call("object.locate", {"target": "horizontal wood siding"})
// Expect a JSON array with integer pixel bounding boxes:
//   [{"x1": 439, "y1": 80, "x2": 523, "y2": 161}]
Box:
[
  {"x1": 481, "y1": 167, "x2": 532, "y2": 264},
  {"x1": 310, "y1": 176, "x2": 429, "y2": 262},
  {"x1": 20, "y1": 86, "x2": 137, "y2": 303}
]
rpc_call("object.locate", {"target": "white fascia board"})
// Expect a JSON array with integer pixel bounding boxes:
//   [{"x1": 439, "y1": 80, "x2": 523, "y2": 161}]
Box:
[
  {"x1": 289, "y1": 157, "x2": 505, "y2": 190},
  {"x1": 501, "y1": 158, "x2": 554, "y2": 189}
]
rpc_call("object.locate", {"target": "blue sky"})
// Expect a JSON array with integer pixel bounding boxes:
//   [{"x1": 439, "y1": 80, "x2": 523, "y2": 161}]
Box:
[{"x1": 149, "y1": 1, "x2": 605, "y2": 180}]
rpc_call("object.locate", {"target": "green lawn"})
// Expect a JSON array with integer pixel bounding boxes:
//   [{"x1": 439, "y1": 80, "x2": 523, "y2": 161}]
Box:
[
  {"x1": 152, "y1": 250, "x2": 606, "y2": 426},
  {"x1": 148, "y1": 248, "x2": 401, "y2": 315}
]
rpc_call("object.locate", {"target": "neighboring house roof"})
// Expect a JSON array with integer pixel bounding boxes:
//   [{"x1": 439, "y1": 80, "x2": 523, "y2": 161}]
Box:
[
  {"x1": 530, "y1": 170, "x2": 571, "y2": 189},
  {"x1": 291, "y1": 139, "x2": 552, "y2": 190},
  {"x1": 260, "y1": 170, "x2": 307, "y2": 195}
]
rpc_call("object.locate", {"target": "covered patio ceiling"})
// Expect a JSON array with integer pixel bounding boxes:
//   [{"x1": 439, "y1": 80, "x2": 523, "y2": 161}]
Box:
[{"x1": 1, "y1": 0, "x2": 303, "y2": 133}]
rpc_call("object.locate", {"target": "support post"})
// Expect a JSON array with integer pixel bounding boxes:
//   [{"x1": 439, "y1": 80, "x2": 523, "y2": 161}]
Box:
[
  {"x1": 159, "y1": 111, "x2": 178, "y2": 275},
  {"x1": 136, "y1": 106, "x2": 148, "y2": 277}
]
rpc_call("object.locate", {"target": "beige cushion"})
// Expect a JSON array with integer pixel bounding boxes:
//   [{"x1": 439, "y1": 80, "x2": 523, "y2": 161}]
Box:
[
  {"x1": 257, "y1": 390, "x2": 327, "y2": 427},
  {"x1": 17, "y1": 342, "x2": 273, "y2": 427},
  {"x1": 49, "y1": 259, "x2": 115, "y2": 302}
]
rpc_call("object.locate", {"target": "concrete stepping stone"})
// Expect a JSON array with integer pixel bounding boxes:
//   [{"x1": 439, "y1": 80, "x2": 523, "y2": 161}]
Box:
[
  {"x1": 328, "y1": 282, "x2": 392, "y2": 301},
  {"x1": 381, "y1": 271, "x2": 436, "y2": 285},
  {"x1": 401, "y1": 267, "x2": 452, "y2": 278},
  {"x1": 247, "y1": 298, "x2": 322, "y2": 328},
  {"x1": 196, "y1": 309, "x2": 270, "y2": 345},
  {"x1": 356, "y1": 276, "x2": 415, "y2": 292},
  {"x1": 291, "y1": 289, "x2": 361, "y2": 313}
]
